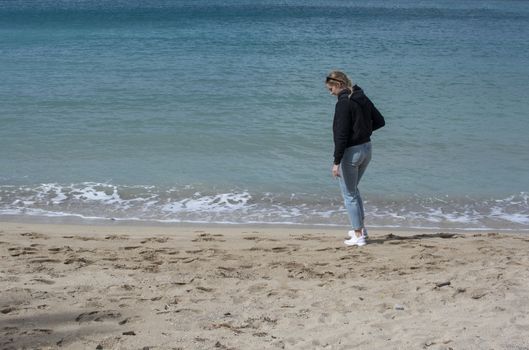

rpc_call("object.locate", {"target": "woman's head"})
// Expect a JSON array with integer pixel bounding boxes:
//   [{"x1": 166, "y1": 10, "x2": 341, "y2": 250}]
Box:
[{"x1": 325, "y1": 71, "x2": 352, "y2": 96}]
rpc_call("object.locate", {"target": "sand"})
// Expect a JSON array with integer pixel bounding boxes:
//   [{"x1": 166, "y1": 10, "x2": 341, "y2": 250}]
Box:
[{"x1": 1, "y1": 221, "x2": 529, "y2": 350}]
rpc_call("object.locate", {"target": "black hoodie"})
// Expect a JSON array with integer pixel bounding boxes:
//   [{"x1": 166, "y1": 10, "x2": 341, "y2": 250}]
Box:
[{"x1": 332, "y1": 85, "x2": 385, "y2": 165}]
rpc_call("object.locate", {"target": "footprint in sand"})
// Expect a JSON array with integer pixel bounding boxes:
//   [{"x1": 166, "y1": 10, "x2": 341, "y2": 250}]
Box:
[
  {"x1": 154, "y1": 248, "x2": 179, "y2": 255},
  {"x1": 75, "y1": 310, "x2": 122, "y2": 323},
  {"x1": 271, "y1": 247, "x2": 291, "y2": 253},
  {"x1": 72, "y1": 236, "x2": 99, "y2": 241},
  {"x1": 192, "y1": 233, "x2": 226, "y2": 242},
  {"x1": 64, "y1": 256, "x2": 93, "y2": 266},
  {"x1": 8, "y1": 246, "x2": 39, "y2": 257},
  {"x1": 477, "y1": 246, "x2": 504, "y2": 255},
  {"x1": 185, "y1": 249, "x2": 204, "y2": 254},
  {"x1": 29, "y1": 258, "x2": 62, "y2": 264},
  {"x1": 105, "y1": 234, "x2": 130, "y2": 240},
  {"x1": 1, "y1": 326, "x2": 19, "y2": 334},
  {"x1": 139, "y1": 249, "x2": 162, "y2": 261},
  {"x1": 20, "y1": 232, "x2": 49, "y2": 239},
  {"x1": 20, "y1": 329, "x2": 53, "y2": 336},
  {"x1": 243, "y1": 236, "x2": 260, "y2": 240},
  {"x1": 217, "y1": 267, "x2": 243, "y2": 278},
  {"x1": 48, "y1": 246, "x2": 73, "y2": 254},
  {"x1": 141, "y1": 237, "x2": 170, "y2": 244},
  {"x1": 141, "y1": 264, "x2": 161, "y2": 273},
  {"x1": 243, "y1": 236, "x2": 279, "y2": 242},
  {"x1": 1, "y1": 307, "x2": 17, "y2": 315},
  {"x1": 292, "y1": 234, "x2": 328, "y2": 241},
  {"x1": 316, "y1": 247, "x2": 339, "y2": 252},
  {"x1": 31, "y1": 278, "x2": 56, "y2": 285},
  {"x1": 247, "y1": 245, "x2": 299, "y2": 254},
  {"x1": 102, "y1": 255, "x2": 119, "y2": 262},
  {"x1": 118, "y1": 315, "x2": 141, "y2": 325}
]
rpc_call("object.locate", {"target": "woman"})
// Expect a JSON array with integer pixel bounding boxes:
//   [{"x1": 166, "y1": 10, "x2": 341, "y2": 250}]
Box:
[{"x1": 325, "y1": 71, "x2": 385, "y2": 246}]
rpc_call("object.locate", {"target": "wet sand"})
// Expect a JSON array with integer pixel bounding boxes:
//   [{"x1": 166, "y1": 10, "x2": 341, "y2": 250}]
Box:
[{"x1": 1, "y1": 221, "x2": 529, "y2": 349}]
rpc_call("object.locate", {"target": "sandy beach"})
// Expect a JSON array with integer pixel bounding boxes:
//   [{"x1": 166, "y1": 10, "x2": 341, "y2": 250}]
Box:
[{"x1": 1, "y1": 221, "x2": 529, "y2": 350}]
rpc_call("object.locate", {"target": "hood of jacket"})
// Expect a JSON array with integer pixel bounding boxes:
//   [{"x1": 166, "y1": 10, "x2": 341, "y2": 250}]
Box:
[{"x1": 350, "y1": 85, "x2": 369, "y2": 106}]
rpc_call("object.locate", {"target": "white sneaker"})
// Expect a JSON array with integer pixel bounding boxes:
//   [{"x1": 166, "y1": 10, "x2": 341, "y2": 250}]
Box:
[
  {"x1": 344, "y1": 236, "x2": 358, "y2": 246},
  {"x1": 344, "y1": 234, "x2": 366, "y2": 246},
  {"x1": 355, "y1": 235, "x2": 366, "y2": 246},
  {"x1": 349, "y1": 229, "x2": 368, "y2": 239}
]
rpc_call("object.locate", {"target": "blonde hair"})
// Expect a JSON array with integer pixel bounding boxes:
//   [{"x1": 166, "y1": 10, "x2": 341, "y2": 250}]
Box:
[{"x1": 325, "y1": 70, "x2": 353, "y2": 90}]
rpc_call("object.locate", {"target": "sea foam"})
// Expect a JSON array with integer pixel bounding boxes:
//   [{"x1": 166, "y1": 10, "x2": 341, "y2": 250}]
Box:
[{"x1": 1, "y1": 183, "x2": 528, "y2": 231}]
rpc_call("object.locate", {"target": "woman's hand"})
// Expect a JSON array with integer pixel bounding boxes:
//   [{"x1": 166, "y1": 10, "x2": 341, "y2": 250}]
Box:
[{"x1": 332, "y1": 164, "x2": 340, "y2": 178}]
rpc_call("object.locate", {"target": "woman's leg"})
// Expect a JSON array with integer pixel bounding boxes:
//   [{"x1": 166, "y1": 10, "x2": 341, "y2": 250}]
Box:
[
  {"x1": 339, "y1": 143, "x2": 372, "y2": 232},
  {"x1": 338, "y1": 163, "x2": 361, "y2": 230},
  {"x1": 356, "y1": 142, "x2": 372, "y2": 223},
  {"x1": 338, "y1": 144, "x2": 370, "y2": 231}
]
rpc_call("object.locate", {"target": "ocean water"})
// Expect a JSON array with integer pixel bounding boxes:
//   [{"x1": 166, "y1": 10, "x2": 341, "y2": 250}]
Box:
[{"x1": 1, "y1": 0, "x2": 529, "y2": 230}]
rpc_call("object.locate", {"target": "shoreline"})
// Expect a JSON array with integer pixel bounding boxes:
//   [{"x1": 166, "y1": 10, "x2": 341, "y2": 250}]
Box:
[
  {"x1": 1, "y1": 221, "x2": 529, "y2": 349},
  {"x1": 1, "y1": 214, "x2": 523, "y2": 234}
]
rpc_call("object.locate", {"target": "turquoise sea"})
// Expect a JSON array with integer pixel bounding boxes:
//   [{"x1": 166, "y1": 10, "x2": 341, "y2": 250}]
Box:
[{"x1": 1, "y1": 0, "x2": 528, "y2": 230}]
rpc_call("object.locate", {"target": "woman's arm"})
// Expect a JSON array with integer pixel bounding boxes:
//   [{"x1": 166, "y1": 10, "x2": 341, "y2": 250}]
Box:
[{"x1": 332, "y1": 97, "x2": 352, "y2": 165}]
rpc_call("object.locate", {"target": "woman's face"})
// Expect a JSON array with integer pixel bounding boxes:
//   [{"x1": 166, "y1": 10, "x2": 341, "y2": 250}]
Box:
[{"x1": 326, "y1": 83, "x2": 342, "y2": 96}]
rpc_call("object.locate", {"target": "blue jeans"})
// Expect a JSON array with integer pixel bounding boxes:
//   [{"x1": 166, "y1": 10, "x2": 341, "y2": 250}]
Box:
[{"x1": 338, "y1": 142, "x2": 372, "y2": 230}]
